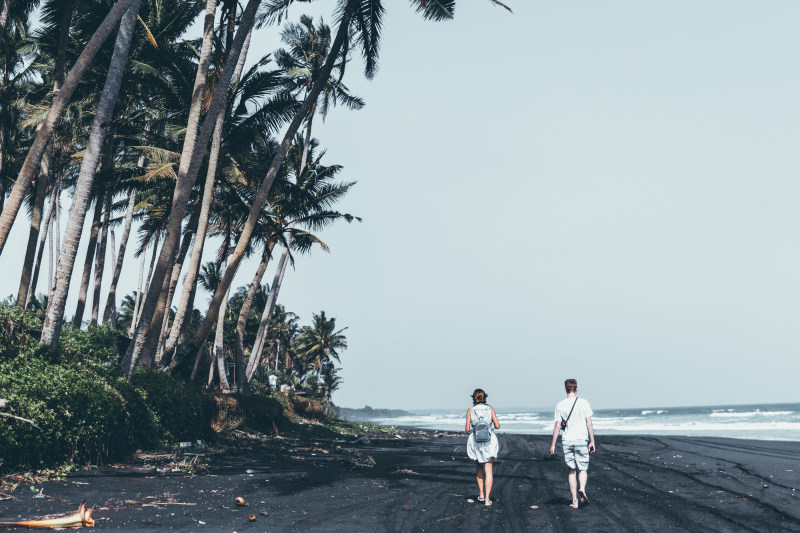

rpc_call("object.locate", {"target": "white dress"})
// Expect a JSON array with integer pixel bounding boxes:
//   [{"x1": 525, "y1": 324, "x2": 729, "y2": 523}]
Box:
[{"x1": 467, "y1": 404, "x2": 499, "y2": 463}]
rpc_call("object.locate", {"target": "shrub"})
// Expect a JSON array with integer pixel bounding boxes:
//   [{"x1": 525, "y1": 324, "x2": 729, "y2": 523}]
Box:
[
  {"x1": 0, "y1": 355, "x2": 134, "y2": 469},
  {"x1": 131, "y1": 368, "x2": 214, "y2": 442}
]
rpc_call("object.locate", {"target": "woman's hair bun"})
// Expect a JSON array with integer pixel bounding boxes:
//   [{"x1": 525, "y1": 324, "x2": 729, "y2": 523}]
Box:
[{"x1": 471, "y1": 389, "x2": 487, "y2": 404}]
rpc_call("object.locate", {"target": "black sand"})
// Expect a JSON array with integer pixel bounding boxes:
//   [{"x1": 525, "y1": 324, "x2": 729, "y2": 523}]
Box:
[{"x1": 1, "y1": 433, "x2": 798, "y2": 532}]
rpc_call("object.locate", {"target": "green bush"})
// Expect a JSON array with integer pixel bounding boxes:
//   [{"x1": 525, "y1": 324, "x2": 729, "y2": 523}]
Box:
[
  {"x1": 0, "y1": 355, "x2": 134, "y2": 469},
  {"x1": 131, "y1": 368, "x2": 214, "y2": 442}
]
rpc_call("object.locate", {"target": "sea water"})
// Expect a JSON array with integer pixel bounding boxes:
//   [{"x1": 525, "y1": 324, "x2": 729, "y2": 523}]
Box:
[{"x1": 362, "y1": 403, "x2": 800, "y2": 441}]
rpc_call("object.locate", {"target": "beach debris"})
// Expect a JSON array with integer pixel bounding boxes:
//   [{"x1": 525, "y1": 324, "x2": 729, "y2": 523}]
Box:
[
  {"x1": 349, "y1": 451, "x2": 375, "y2": 467},
  {"x1": 401, "y1": 505, "x2": 411, "y2": 511},
  {"x1": 530, "y1": 505, "x2": 539, "y2": 510},
  {"x1": 467, "y1": 499, "x2": 475, "y2": 503},
  {"x1": 260, "y1": 511, "x2": 269, "y2": 517},
  {"x1": 248, "y1": 514, "x2": 257, "y2": 522},
  {"x1": 235, "y1": 497, "x2": 246, "y2": 506},
  {"x1": 0, "y1": 500, "x2": 94, "y2": 528},
  {"x1": 394, "y1": 468, "x2": 418, "y2": 475},
  {"x1": 142, "y1": 497, "x2": 196, "y2": 507},
  {"x1": 762, "y1": 484, "x2": 769, "y2": 488},
  {"x1": 334, "y1": 446, "x2": 342, "y2": 453}
]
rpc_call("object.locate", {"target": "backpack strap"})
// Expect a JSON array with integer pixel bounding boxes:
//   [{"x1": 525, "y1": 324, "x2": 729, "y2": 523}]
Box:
[{"x1": 471, "y1": 404, "x2": 491, "y2": 428}]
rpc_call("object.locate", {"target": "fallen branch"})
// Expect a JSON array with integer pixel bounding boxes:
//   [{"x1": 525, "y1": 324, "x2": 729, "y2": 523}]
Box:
[
  {"x1": 0, "y1": 411, "x2": 42, "y2": 431},
  {"x1": 0, "y1": 501, "x2": 94, "y2": 528}
]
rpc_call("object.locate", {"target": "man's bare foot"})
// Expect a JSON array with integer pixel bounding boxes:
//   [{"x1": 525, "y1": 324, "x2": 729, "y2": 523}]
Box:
[
  {"x1": 569, "y1": 501, "x2": 579, "y2": 509},
  {"x1": 579, "y1": 490, "x2": 589, "y2": 504}
]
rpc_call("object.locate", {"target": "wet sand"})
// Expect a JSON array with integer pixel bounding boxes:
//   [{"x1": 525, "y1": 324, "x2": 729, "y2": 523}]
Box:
[{"x1": 1, "y1": 433, "x2": 798, "y2": 532}]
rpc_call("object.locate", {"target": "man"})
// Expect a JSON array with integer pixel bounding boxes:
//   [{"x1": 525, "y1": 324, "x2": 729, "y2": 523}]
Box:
[
  {"x1": 549, "y1": 378, "x2": 596, "y2": 509},
  {"x1": 268, "y1": 373, "x2": 278, "y2": 391}
]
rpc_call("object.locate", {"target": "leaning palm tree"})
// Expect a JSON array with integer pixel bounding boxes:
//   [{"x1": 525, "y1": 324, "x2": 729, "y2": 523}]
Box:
[
  {"x1": 173, "y1": 0, "x2": 480, "y2": 379},
  {"x1": 41, "y1": 0, "x2": 143, "y2": 348},
  {"x1": 0, "y1": 0, "x2": 140, "y2": 254},
  {"x1": 121, "y1": 0, "x2": 261, "y2": 377}
]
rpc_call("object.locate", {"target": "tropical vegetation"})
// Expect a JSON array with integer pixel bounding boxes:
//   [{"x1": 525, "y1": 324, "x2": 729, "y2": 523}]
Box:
[{"x1": 0, "y1": 0, "x2": 510, "y2": 471}]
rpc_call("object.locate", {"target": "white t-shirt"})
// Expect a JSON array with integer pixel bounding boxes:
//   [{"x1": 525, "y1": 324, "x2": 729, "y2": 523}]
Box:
[
  {"x1": 268, "y1": 374, "x2": 278, "y2": 388},
  {"x1": 554, "y1": 397, "x2": 593, "y2": 443}
]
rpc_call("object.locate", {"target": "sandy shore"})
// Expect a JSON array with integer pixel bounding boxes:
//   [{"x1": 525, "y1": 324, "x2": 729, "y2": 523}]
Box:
[{"x1": 1, "y1": 433, "x2": 798, "y2": 532}]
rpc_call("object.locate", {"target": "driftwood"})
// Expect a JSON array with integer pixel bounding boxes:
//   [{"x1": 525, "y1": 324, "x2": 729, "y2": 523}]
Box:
[{"x1": 0, "y1": 501, "x2": 94, "y2": 528}]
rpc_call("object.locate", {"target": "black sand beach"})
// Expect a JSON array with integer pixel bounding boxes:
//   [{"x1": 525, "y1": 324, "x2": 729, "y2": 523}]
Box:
[{"x1": 1, "y1": 433, "x2": 798, "y2": 532}]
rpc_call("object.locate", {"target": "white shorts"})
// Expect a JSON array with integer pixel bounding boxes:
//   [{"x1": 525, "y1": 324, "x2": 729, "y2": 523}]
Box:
[{"x1": 563, "y1": 441, "x2": 590, "y2": 471}]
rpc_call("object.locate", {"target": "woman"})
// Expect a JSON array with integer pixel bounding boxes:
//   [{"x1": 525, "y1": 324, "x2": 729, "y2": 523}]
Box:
[{"x1": 466, "y1": 388, "x2": 500, "y2": 506}]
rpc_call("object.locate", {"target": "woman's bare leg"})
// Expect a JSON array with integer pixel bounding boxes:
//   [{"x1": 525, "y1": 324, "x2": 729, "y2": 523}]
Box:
[
  {"x1": 476, "y1": 462, "x2": 485, "y2": 499},
  {"x1": 484, "y1": 459, "x2": 494, "y2": 505}
]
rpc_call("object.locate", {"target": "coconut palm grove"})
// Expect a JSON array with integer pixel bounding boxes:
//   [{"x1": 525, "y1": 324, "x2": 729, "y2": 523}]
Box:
[{"x1": 0, "y1": 0, "x2": 511, "y2": 473}]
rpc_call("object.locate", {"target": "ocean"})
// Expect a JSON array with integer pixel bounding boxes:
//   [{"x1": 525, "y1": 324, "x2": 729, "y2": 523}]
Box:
[{"x1": 361, "y1": 402, "x2": 800, "y2": 441}]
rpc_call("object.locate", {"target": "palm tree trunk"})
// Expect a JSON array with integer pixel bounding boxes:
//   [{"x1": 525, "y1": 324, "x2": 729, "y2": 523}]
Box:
[
  {"x1": 15, "y1": 167, "x2": 49, "y2": 308},
  {"x1": 124, "y1": 0, "x2": 218, "y2": 346},
  {"x1": 90, "y1": 189, "x2": 113, "y2": 325},
  {"x1": 0, "y1": 112, "x2": 5, "y2": 215},
  {"x1": 134, "y1": 232, "x2": 159, "y2": 331},
  {"x1": 124, "y1": 3, "x2": 257, "y2": 376},
  {"x1": 103, "y1": 191, "x2": 135, "y2": 325},
  {"x1": 51, "y1": 173, "x2": 61, "y2": 292},
  {"x1": 128, "y1": 248, "x2": 146, "y2": 336},
  {"x1": 190, "y1": 340, "x2": 206, "y2": 381},
  {"x1": 163, "y1": 28, "x2": 253, "y2": 363},
  {"x1": 0, "y1": 0, "x2": 137, "y2": 255},
  {"x1": 214, "y1": 283, "x2": 231, "y2": 393},
  {"x1": 0, "y1": 0, "x2": 10, "y2": 32},
  {"x1": 246, "y1": 245, "x2": 290, "y2": 381},
  {"x1": 26, "y1": 184, "x2": 57, "y2": 308},
  {"x1": 232, "y1": 244, "x2": 272, "y2": 394},
  {"x1": 154, "y1": 209, "x2": 200, "y2": 365},
  {"x1": 299, "y1": 103, "x2": 315, "y2": 173},
  {"x1": 72, "y1": 197, "x2": 103, "y2": 328},
  {"x1": 40, "y1": 0, "x2": 141, "y2": 348},
  {"x1": 48, "y1": 204, "x2": 55, "y2": 293},
  {"x1": 184, "y1": 3, "x2": 356, "y2": 363}
]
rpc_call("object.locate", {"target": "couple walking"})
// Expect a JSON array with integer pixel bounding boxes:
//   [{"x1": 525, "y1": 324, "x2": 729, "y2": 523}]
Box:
[{"x1": 465, "y1": 379, "x2": 596, "y2": 509}]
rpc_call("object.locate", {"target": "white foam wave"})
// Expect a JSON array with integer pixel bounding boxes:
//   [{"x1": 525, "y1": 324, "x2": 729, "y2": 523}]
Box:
[{"x1": 709, "y1": 410, "x2": 794, "y2": 418}]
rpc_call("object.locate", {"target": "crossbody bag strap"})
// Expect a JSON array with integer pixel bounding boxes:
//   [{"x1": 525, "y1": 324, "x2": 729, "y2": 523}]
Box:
[{"x1": 564, "y1": 397, "x2": 579, "y2": 426}]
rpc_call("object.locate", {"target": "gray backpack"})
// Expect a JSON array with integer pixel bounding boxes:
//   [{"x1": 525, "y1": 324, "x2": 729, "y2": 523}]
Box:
[{"x1": 471, "y1": 406, "x2": 492, "y2": 442}]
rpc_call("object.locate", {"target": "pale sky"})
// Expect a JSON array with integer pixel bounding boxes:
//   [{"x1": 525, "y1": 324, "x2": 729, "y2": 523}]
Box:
[{"x1": 3, "y1": 1, "x2": 800, "y2": 411}]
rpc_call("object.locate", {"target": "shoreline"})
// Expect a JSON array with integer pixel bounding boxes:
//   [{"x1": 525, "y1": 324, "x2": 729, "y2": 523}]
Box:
[{"x1": 0, "y1": 431, "x2": 798, "y2": 532}]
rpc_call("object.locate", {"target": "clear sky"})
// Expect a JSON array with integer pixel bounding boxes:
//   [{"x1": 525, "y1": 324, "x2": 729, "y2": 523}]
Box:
[{"x1": 3, "y1": 0, "x2": 800, "y2": 411}]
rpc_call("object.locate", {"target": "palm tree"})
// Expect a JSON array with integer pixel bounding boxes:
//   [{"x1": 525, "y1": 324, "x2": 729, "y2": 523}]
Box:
[
  {"x1": 320, "y1": 364, "x2": 342, "y2": 401},
  {"x1": 41, "y1": 0, "x2": 143, "y2": 348},
  {"x1": 276, "y1": 14, "x2": 364, "y2": 172},
  {"x1": 122, "y1": 0, "x2": 261, "y2": 377},
  {"x1": 244, "y1": 139, "x2": 360, "y2": 380},
  {"x1": 0, "y1": 0, "x2": 139, "y2": 254},
  {"x1": 176, "y1": 0, "x2": 473, "y2": 377},
  {"x1": 295, "y1": 310, "x2": 347, "y2": 378}
]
